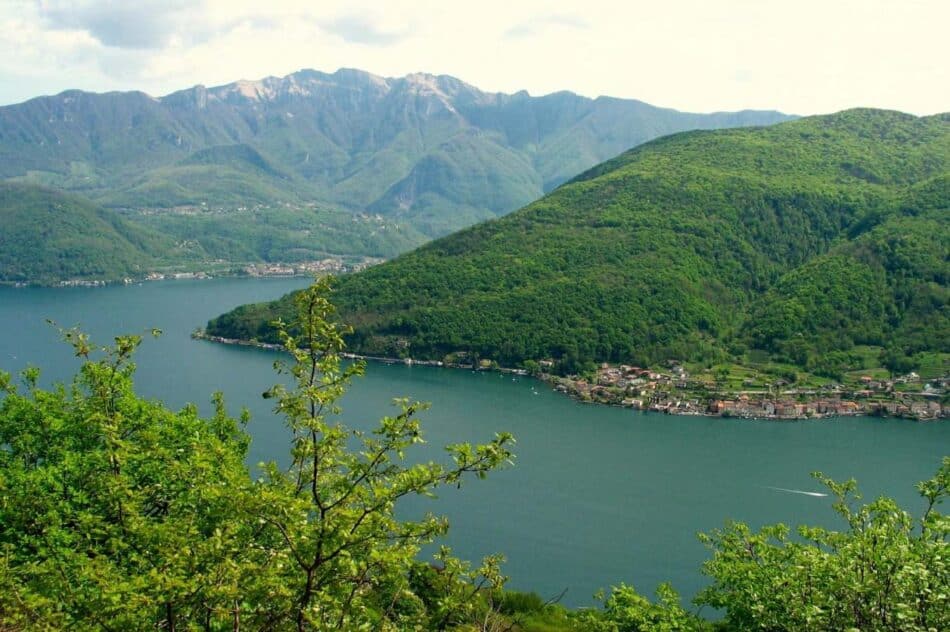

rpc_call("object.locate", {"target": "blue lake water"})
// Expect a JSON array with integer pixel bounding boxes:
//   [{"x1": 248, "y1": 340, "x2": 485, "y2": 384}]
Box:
[{"x1": 1, "y1": 277, "x2": 947, "y2": 607}]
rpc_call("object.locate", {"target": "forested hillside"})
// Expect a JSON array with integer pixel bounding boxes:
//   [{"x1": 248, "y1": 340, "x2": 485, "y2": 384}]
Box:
[
  {"x1": 207, "y1": 109, "x2": 949, "y2": 375},
  {"x1": 0, "y1": 183, "x2": 169, "y2": 283},
  {"x1": 0, "y1": 182, "x2": 425, "y2": 283}
]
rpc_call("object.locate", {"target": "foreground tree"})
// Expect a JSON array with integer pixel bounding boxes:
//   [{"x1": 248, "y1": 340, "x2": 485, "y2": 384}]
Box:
[
  {"x1": 0, "y1": 279, "x2": 514, "y2": 630},
  {"x1": 578, "y1": 582, "x2": 706, "y2": 631},
  {"x1": 243, "y1": 278, "x2": 515, "y2": 629},
  {"x1": 577, "y1": 461, "x2": 949, "y2": 632},
  {"x1": 696, "y1": 460, "x2": 950, "y2": 632},
  {"x1": 0, "y1": 330, "x2": 255, "y2": 629}
]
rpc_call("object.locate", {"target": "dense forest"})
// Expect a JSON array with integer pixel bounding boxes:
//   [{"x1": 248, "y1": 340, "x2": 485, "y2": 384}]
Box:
[
  {"x1": 208, "y1": 109, "x2": 949, "y2": 376},
  {"x1": 2, "y1": 284, "x2": 947, "y2": 630},
  {"x1": 0, "y1": 182, "x2": 168, "y2": 283}
]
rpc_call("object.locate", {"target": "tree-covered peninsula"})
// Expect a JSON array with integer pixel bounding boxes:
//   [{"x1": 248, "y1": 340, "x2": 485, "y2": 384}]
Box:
[{"x1": 207, "y1": 109, "x2": 949, "y2": 384}]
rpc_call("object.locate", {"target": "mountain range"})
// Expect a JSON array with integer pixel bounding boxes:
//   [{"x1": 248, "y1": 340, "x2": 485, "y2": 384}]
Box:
[
  {"x1": 0, "y1": 68, "x2": 793, "y2": 282},
  {"x1": 207, "y1": 109, "x2": 949, "y2": 377}
]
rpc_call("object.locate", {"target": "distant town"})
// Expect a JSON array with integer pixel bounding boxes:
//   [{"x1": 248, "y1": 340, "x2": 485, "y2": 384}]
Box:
[
  {"x1": 44, "y1": 257, "x2": 384, "y2": 288},
  {"x1": 240, "y1": 257, "x2": 383, "y2": 278},
  {"x1": 548, "y1": 362, "x2": 947, "y2": 421}
]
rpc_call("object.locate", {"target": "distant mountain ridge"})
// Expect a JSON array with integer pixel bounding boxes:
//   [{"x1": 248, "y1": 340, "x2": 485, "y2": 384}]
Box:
[{"x1": 0, "y1": 68, "x2": 792, "y2": 238}]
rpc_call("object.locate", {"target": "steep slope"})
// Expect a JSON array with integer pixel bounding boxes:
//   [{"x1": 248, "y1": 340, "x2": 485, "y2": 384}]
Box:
[
  {"x1": 135, "y1": 206, "x2": 425, "y2": 263},
  {"x1": 745, "y1": 209, "x2": 949, "y2": 371},
  {"x1": 97, "y1": 143, "x2": 312, "y2": 208},
  {"x1": 0, "y1": 183, "x2": 172, "y2": 283},
  {"x1": 206, "y1": 110, "x2": 949, "y2": 373},
  {"x1": 0, "y1": 68, "x2": 792, "y2": 239}
]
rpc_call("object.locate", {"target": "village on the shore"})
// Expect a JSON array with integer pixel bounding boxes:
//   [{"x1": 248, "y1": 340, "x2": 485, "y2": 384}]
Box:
[
  {"x1": 545, "y1": 362, "x2": 947, "y2": 421},
  {"x1": 194, "y1": 331, "x2": 948, "y2": 422},
  {"x1": 38, "y1": 257, "x2": 384, "y2": 288}
]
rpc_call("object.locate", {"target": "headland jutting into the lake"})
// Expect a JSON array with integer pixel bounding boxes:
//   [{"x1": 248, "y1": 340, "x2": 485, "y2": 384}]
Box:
[{"x1": 196, "y1": 332, "x2": 947, "y2": 422}]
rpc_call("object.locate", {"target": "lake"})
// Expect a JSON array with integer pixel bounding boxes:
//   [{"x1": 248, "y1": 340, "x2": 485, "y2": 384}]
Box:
[{"x1": 1, "y1": 277, "x2": 947, "y2": 607}]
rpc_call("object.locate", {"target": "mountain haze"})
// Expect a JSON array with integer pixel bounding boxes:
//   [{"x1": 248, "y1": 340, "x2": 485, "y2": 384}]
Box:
[
  {"x1": 0, "y1": 68, "x2": 792, "y2": 242},
  {"x1": 207, "y1": 109, "x2": 949, "y2": 375}
]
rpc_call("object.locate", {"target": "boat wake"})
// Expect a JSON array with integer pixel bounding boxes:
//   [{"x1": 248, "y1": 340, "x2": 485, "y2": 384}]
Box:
[{"x1": 764, "y1": 486, "x2": 828, "y2": 498}]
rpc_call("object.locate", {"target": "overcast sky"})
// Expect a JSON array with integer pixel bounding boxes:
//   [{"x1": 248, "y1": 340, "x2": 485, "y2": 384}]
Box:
[{"x1": 3, "y1": 0, "x2": 947, "y2": 115}]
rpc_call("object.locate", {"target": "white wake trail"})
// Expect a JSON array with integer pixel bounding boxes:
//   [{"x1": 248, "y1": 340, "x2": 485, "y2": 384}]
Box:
[{"x1": 764, "y1": 486, "x2": 828, "y2": 498}]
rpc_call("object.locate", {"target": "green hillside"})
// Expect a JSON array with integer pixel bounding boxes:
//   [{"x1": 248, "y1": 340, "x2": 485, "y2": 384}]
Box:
[
  {"x1": 97, "y1": 143, "x2": 311, "y2": 209},
  {"x1": 0, "y1": 183, "x2": 171, "y2": 283},
  {"x1": 207, "y1": 110, "x2": 949, "y2": 375},
  {"x1": 135, "y1": 206, "x2": 425, "y2": 262},
  {"x1": 0, "y1": 180, "x2": 425, "y2": 283},
  {"x1": 745, "y1": 213, "x2": 949, "y2": 368}
]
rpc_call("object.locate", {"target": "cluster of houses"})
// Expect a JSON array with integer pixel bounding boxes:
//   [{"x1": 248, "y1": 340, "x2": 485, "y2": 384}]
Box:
[
  {"x1": 138, "y1": 202, "x2": 271, "y2": 216},
  {"x1": 243, "y1": 257, "x2": 382, "y2": 277},
  {"x1": 551, "y1": 363, "x2": 695, "y2": 410},
  {"x1": 546, "y1": 362, "x2": 948, "y2": 421},
  {"x1": 57, "y1": 278, "x2": 108, "y2": 287},
  {"x1": 707, "y1": 397, "x2": 862, "y2": 419},
  {"x1": 143, "y1": 271, "x2": 212, "y2": 281},
  {"x1": 49, "y1": 270, "x2": 215, "y2": 287},
  {"x1": 867, "y1": 399, "x2": 944, "y2": 420},
  {"x1": 243, "y1": 263, "x2": 297, "y2": 276}
]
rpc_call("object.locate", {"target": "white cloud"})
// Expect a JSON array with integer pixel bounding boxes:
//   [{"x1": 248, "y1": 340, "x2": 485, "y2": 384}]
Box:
[
  {"x1": 3, "y1": 0, "x2": 947, "y2": 114},
  {"x1": 319, "y1": 15, "x2": 409, "y2": 46},
  {"x1": 504, "y1": 14, "x2": 588, "y2": 39},
  {"x1": 39, "y1": 0, "x2": 192, "y2": 49}
]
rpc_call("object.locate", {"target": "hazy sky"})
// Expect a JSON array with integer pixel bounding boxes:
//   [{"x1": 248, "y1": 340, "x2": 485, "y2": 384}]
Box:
[{"x1": 3, "y1": 0, "x2": 947, "y2": 115}]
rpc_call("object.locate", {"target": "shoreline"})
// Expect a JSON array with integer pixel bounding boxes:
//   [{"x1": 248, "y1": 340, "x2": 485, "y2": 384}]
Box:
[
  {"x1": 1, "y1": 271, "x2": 293, "y2": 289},
  {"x1": 1, "y1": 256, "x2": 383, "y2": 289},
  {"x1": 193, "y1": 332, "x2": 947, "y2": 422}
]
